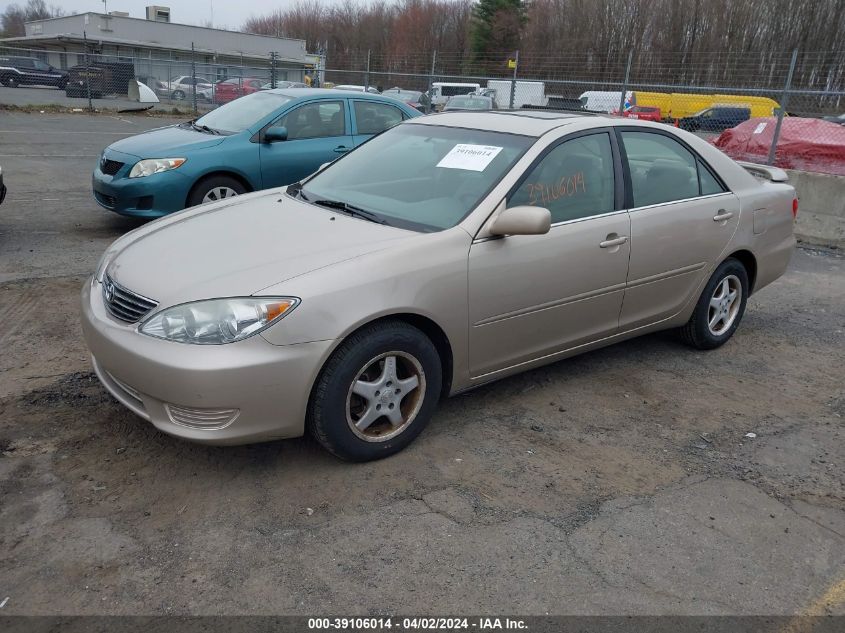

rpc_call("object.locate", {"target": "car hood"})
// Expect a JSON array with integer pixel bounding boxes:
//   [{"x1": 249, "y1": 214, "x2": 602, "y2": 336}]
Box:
[
  {"x1": 106, "y1": 191, "x2": 416, "y2": 308},
  {"x1": 106, "y1": 125, "x2": 225, "y2": 158}
]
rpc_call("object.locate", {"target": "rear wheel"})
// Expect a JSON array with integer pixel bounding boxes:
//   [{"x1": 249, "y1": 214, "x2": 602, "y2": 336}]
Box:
[
  {"x1": 679, "y1": 258, "x2": 749, "y2": 350},
  {"x1": 188, "y1": 175, "x2": 247, "y2": 207},
  {"x1": 3, "y1": 75, "x2": 19, "y2": 88},
  {"x1": 172, "y1": 89, "x2": 185, "y2": 101},
  {"x1": 307, "y1": 321, "x2": 442, "y2": 461}
]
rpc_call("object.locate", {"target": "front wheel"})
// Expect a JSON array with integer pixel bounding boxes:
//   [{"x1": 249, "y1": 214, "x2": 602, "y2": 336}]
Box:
[
  {"x1": 187, "y1": 175, "x2": 246, "y2": 207},
  {"x1": 307, "y1": 321, "x2": 443, "y2": 461},
  {"x1": 679, "y1": 258, "x2": 749, "y2": 350}
]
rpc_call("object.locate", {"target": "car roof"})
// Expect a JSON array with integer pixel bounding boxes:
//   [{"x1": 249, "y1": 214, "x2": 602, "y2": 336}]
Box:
[
  {"x1": 408, "y1": 110, "x2": 608, "y2": 137},
  {"x1": 264, "y1": 88, "x2": 394, "y2": 100}
]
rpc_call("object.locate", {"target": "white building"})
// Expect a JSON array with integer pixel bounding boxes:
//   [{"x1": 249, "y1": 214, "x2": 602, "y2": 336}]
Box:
[{"x1": 0, "y1": 7, "x2": 323, "y2": 84}]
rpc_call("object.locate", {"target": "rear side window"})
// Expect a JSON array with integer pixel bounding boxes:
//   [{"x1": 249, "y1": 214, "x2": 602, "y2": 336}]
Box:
[
  {"x1": 698, "y1": 159, "x2": 727, "y2": 195},
  {"x1": 509, "y1": 132, "x2": 615, "y2": 224},
  {"x1": 621, "y1": 131, "x2": 700, "y2": 206},
  {"x1": 353, "y1": 101, "x2": 405, "y2": 135}
]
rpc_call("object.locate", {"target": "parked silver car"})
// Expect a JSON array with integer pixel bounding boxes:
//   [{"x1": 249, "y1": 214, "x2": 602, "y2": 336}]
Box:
[{"x1": 82, "y1": 111, "x2": 796, "y2": 461}]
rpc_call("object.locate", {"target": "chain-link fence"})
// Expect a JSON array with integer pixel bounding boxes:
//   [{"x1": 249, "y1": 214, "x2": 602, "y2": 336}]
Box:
[
  {"x1": 1, "y1": 44, "x2": 843, "y2": 174},
  {"x1": 0, "y1": 43, "x2": 313, "y2": 113}
]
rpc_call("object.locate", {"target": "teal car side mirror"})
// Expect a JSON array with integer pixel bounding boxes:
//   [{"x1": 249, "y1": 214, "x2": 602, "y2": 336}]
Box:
[{"x1": 264, "y1": 126, "x2": 288, "y2": 143}]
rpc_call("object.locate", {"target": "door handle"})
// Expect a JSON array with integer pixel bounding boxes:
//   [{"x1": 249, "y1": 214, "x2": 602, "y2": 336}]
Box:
[
  {"x1": 334, "y1": 146, "x2": 350, "y2": 153},
  {"x1": 713, "y1": 210, "x2": 734, "y2": 222},
  {"x1": 599, "y1": 235, "x2": 628, "y2": 248}
]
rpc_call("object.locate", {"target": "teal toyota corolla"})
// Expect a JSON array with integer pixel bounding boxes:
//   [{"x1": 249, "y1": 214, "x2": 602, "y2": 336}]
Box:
[{"x1": 92, "y1": 88, "x2": 422, "y2": 218}]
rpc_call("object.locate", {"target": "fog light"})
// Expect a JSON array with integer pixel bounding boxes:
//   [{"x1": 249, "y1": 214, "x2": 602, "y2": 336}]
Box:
[{"x1": 165, "y1": 404, "x2": 239, "y2": 430}]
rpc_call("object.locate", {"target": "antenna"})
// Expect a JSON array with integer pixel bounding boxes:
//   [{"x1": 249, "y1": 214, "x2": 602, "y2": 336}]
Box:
[{"x1": 102, "y1": 0, "x2": 108, "y2": 15}]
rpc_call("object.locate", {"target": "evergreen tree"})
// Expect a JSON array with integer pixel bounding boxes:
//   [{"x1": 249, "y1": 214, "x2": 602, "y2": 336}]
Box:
[{"x1": 470, "y1": 0, "x2": 527, "y2": 59}]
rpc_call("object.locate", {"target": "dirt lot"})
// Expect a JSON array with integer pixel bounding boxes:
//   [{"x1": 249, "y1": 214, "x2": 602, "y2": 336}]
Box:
[{"x1": 0, "y1": 111, "x2": 843, "y2": 617}]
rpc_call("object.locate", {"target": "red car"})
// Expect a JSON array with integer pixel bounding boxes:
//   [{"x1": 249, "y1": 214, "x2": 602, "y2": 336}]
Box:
[
  {"x1": 623, "y1": 105, "x2": 662, "y2": 122},
  {"x1": 213, "y1": 77, "x2": 265, "y2": 104}
]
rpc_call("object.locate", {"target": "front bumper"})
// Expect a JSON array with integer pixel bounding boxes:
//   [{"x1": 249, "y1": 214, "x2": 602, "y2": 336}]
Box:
[
  {"x1": 81, "y1": 278, "x2": 335, "y2": 445},
  {"x1": 92, "y1": 150, "x2": 192, "y2": 218}
]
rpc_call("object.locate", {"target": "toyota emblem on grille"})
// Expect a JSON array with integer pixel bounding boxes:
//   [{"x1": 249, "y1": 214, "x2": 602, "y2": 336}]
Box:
[{"x1": 104, "y1": 280, "x2": 115, "y2": 303}]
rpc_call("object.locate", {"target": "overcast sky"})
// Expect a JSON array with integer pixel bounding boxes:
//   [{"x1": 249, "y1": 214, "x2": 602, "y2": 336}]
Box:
[{"x1": 30, "y1": 0, "x2": 307, "y2": 31}]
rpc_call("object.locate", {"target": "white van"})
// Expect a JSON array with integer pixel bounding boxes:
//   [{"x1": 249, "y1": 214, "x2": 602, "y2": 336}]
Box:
[
  {"x1": 431, "y1": 82, "x2": 481, "y2": 108},
  {"x1": 485, "y1": 80, "x2": 548, "y2": 109},
  {"x1": 579, "y1": 91, "x2": 635, "y2": 113}
]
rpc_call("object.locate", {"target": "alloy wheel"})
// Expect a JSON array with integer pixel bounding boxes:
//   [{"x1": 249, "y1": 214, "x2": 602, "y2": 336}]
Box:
[
  {"x1": 202, "y1": 187, "x2": 239, "y2": 203},
  {"x1": 345, "y1": 351, "x2": 426, "y2": 442},
  {"x1": 708, "y1": 274, "x2": 742, "y2": 336}
]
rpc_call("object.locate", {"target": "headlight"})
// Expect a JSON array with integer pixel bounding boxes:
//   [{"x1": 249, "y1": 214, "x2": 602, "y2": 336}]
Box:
[
  {"x1": 129, "y1": 158, "x2": 186, "y2": 178},
  {"x1": 139, "y1": 297, "x2": 299, "y2": 344}
]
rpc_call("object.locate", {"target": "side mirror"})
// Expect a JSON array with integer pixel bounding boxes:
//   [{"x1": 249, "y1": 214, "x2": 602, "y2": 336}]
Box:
[
  {"x1": 489, "y1": 205, "x2": 551, "y2": 236},
  {"x1": 264, "y1": 126, "x2": 288, "y2": 143}
]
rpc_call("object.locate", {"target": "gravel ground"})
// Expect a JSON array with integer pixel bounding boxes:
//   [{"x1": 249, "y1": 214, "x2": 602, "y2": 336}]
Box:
[{"x1": 0, "y1": 111, "x2": 843, "y2": 617}]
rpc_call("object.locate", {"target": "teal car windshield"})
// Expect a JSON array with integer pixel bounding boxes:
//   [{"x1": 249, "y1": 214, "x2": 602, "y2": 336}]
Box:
[
  {"x1": 300, "y1": 124, "x2": 533, "y2": 232},
  {"x1": 195, "y1": 92, "x2": 293, "y2": 134}
]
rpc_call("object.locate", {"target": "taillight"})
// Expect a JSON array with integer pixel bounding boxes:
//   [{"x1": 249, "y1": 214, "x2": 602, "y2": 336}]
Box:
[{"x1": 792, "y1": 197, "x2": 798, "y2": 218}]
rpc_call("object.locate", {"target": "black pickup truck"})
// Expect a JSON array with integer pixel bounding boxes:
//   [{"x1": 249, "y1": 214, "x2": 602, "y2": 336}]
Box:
[{"x1": 0, "y1": 55, "x2": 68, "y2": 89}]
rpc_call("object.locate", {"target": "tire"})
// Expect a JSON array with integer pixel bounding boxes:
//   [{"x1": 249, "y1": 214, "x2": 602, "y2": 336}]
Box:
[
  {"x1": 172, "y1": 89, "x2": 185, "y2": 101},
  {"x1": 4, "y1": 75, "x2": 19, "y2": 88},
  {"x1": 187, "y1": 175, "x2": 247, "y2": 207},
  {"x1": 307, "y1": 320, "x2": 443, "y2": 462},
  {"x1": 679, "y1": 257, "x2": 749, "y2": 350},
  {"x1": 57, "y1": 78, "x2": 67, "y2": 90}
]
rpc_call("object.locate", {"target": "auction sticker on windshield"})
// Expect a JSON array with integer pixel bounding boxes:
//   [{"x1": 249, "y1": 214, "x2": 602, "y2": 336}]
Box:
[{"x1": 437, "y1": 144, "x2": 503, "y2": 171}]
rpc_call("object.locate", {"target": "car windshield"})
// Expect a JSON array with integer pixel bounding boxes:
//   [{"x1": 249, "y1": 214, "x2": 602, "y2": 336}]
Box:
[
  {"x1": 299, "y1": 124, "x2": 533, "y2": 232},
  {"x1": 195, "y1": 92, "x2": 293, "y2": 134},
  {"x1": 446, "y1": 97, "x2": 491, "y2": 110}
]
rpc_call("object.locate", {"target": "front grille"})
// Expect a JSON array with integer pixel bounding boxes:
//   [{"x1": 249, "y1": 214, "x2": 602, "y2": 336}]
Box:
[
  {"x1": 165, "y1": 404, "x2": 240, "y2": 430},
  {"x1": 101, "y1": 159, "x2": 124, "y2": 175},
  {"x1": 94, "y1": 191, "x2": 116, "y2": 208},
  {"x1": 102, "y1": 274, "x2": 158, "y2": 323}
]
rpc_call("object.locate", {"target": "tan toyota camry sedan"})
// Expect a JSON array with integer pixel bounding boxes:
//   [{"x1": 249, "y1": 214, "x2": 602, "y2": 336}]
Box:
[{"x1": 82, "y1": 111, "x2": 796, "y2": 461}]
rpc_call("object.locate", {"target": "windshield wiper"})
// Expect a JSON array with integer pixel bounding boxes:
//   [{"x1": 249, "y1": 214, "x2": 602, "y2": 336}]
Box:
[
  {"x1": 190, "y1": 121, "x2": 220, "y2": 135},
  {"x1": 312, "y1": 199, "x2": 389, "y2": 225}
]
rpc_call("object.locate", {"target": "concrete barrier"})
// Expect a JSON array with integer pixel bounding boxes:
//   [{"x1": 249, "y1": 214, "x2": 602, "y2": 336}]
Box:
[{"x1": 786, "y1": 169, "x2": 845, "y2": 248}]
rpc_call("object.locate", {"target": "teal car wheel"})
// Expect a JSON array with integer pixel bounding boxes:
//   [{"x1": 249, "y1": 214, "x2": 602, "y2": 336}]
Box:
[{"x1": 188, "y1": 175, "x2": 247, "y2": 207}]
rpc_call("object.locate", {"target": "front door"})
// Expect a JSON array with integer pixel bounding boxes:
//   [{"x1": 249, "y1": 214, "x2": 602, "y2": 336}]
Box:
[
  {"x1": 259, "y1": 99, "x2": 353, "y2": 188},
  {"x1": 617, "y1": 130, "x2": 740, "y2": 330},
  {"x1": 468, "y1": 131, "x2": 630, "y2": 377}
]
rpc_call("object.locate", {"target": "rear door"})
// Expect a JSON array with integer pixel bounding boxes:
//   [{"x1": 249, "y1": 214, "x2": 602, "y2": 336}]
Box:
[
  {"x1": 258, "y1": 99, "x2": 353, "y2": 188},
  {"x1": 617, "y1": 129, "x2": 739, "y2": 330},
  {"x1": 351, "y1": 100, "x2": 408, "y2": 146}
]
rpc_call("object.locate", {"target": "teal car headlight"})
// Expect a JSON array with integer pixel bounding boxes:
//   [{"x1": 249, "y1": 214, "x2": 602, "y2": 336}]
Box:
[
  {"x1": 129, "y1": 158, "x2": 187, "y2": 178},
  {"x1": 140, "y1": 297, "x2": 299, "y2": 344}
]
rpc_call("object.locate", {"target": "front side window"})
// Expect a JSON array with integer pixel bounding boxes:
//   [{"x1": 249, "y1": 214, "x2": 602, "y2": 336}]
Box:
[
  {"x1": 278, "y1": 101, "x2": 346, "y2": 139},
  {"x1": 300, "y1": 124, "x2": 533, "y2": 232},
  {"x1": 621, "y1": 131, "x2": 699, "y2": 206},
  {"x1": 353, "y1": 101, "x2": 404, "y2": 135},
  {"x1": 509, "y1": 133, "x2": 615, "y2": 224}
]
